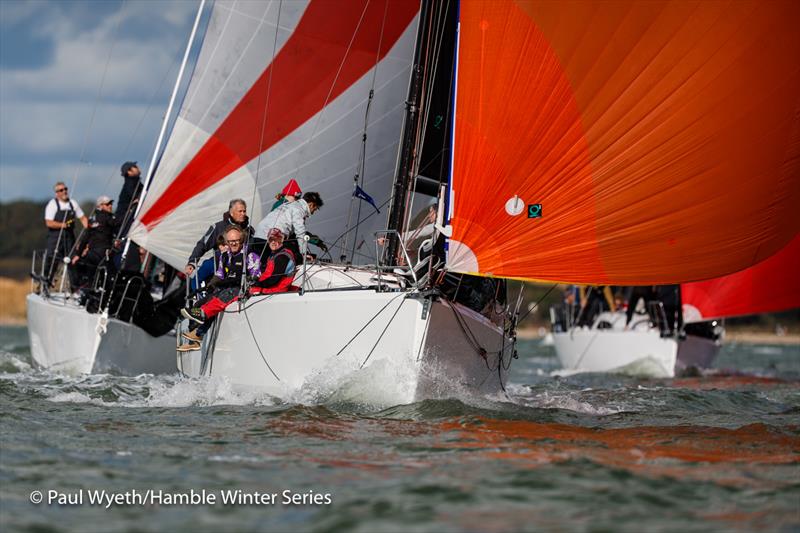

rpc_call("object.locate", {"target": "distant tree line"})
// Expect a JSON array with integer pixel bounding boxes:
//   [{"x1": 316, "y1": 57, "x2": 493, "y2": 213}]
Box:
[{"x1": 0, "y1": 200, "x2": 94, "y2": 259}]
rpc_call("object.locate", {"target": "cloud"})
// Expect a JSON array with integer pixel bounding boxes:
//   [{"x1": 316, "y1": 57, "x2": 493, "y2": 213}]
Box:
[
  {"x1": 1, "y1": 159, "x2": 125, "y2": 202},
  {"x1": 1, "y1": 100, "x2": 164, "y2": 158},
  {"x1": 0, "y1": 0, "x2": 197, "y2": 203},
  {"x1": 2, "y1": 1, "x2": 195, "y2": 102}
]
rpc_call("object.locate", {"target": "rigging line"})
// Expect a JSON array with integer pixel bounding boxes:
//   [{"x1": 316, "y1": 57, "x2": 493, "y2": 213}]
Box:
[
  {"x1": 69, "y1": 0, "x2": 127, "y2": 194},
  {"x1": 348, "y1": 0, "x2": 390, "y2": 262},
  {"x1": 414, "y1": 0, "x2": 449, "y2": 178},
  {"x1": 360, "y1": 295, "x2": 405, "y2": 368},
  {"x1": 570, "y1": 286, "x2": 592, "y2": 337},
  {"x1": 436, "y1": 1, "x2": 456, "y2": 186},
  {"x1": 47, "y1": 0, "x2": 127, "y2": 285},
  {"x1": 49, "y1": 0, "x2": 127, "y2": 274},
  {"x1": 250, "y1": 0, "x2": 284, "y2": 223},
  {"x1": 572, "y1": 326, "x2": 604, "y2": 371},
  {"x1": 242, "y1": 305, "x2": 281, "y2": 381},
  {"x1": 397, "y1": 0, "x2": 447, "y2": 241},
  {"x1": 497, "y1": 315, "x2": 510, "y2": 392},
  {"x1": 447, "y1": 300, "x2": 494, "y2": 372},
  {"x1": 325, "y1": 197, "x2": 391, "y2": 257},
  {"x1": 296, "y1": 0, "x2": 372, "y2": 158},
  {"x1": 101, "y1": 42, "x2": 183, "y2": 197},
  {"x1": 335, "y1": 293, "x2": 405, "y2": 357},
  {"x1": 517, "y1": 283, "x2": 559, "y2": 324},
  {"x1": 156, "y1": 1, "x2": 255, "y2": 170}
]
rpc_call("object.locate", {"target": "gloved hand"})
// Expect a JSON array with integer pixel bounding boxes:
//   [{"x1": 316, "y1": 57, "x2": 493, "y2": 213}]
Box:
[
  {"x1": 307, "y1": 233, "x2": 327, "y2": 252},
  {"x1": 205, "y1": 276, "x2": 221, "y2": 290}
]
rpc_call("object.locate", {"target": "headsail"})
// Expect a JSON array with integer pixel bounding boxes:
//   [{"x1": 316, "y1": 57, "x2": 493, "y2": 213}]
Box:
[
  {"x1": 129, "y1": 0, "x2": 420, "y2": 268},
  {"x1": 682, "y1": 234, "x2": 800, "y2": 323},
  {"x1": 447, "y1": 0, "x2": 800, "y2": 284}
]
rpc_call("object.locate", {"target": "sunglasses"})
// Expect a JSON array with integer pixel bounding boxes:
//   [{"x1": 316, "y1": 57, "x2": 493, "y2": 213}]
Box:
[{"x1": 55, "y1": 188, "x2": 68, "y2": 193}]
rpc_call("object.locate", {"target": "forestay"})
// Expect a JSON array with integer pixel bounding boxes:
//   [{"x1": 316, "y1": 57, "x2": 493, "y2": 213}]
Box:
[
  {"x1": 447, "y1": 0, "x2": 800, "y2": 285},
  {"x1": 129, "y1": 0, "x2": 420, "y2": 268}
]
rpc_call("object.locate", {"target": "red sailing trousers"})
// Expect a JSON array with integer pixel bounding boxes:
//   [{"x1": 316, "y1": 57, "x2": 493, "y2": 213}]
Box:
[{"x1": 200, "y1": 287, "x2": 239, "y2": 319}]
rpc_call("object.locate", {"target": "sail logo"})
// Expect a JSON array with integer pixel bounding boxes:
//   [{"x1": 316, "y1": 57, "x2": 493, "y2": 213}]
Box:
[{"x1": 528, "y1": 204, "x2": 542, "y2": 218}]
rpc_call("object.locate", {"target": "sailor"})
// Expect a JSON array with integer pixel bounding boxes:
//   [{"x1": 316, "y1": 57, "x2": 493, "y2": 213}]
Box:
[
  {"x1": 254, "y1": 191, "x2": 326, "y2": 260},
  {"x1": 185, "y1": 199, "x2": 254, "y2": 276},
  {"x1": 270, "y1": 178, "x2": 302, "y2": 212},
  {"x1": 116, "y1": 162, "x2": 143, "y2": 234},
  {"x1": 43, "y1": 181, "x2": 89, "y2": 284},
  {"x1": 657, "y1": 284, "x2": 683, "y2": 334},
  {"x1": 179, "y1": 226, "x2": 261, "y2": 351},
  {"x1": 577, "y1": 286, "x2": 611, "y2": 327},
  {"x1": 625, "y1": 285, "x2": 659, "y2": 327},
  {"x1": 70, "y1": 195, "x2": 118, "y2": 286},
  {"x1": 114, "y1": 161, "x2": 145, "y2": 272},
  {"x1": 190, "y1": 235, "x2": 228, "y2": 293},
  {"x1": 250, "y1": 228, "x2": 297, "y2": 295},
  {"x1": 376, "y1": 198, "x2": 437, "y2": 265}
]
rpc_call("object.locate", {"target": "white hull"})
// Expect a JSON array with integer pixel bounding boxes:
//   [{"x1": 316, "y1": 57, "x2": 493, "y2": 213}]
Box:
[
  {"x1": 27, "y1": 293, "x2": 176, "y2": 376},
  {"x1": 178, "y1": 268, "x2": 511, "y2": 403},
  {"x1": 552, "y1": 312, "x2": 677, "y2": 378}
]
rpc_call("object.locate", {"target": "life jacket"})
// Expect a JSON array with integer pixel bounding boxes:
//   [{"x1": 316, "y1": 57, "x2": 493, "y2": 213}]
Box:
[
  {"x1": 251, "y1": 247, "x2": 296, "y2": 295},
  {"x1": 219, "y1": 249, "x2": 247, "y2": 287}
]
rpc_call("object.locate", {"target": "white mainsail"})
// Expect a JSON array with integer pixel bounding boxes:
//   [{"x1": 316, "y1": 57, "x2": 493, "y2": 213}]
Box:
[{"x1": 129, "y1": 0, "x2": 421, "y2": 268}]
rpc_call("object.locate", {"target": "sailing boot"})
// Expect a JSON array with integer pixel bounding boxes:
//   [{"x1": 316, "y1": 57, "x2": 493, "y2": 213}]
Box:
[
  {"x1": 177, "y1": 341, "x2": 201, "y2": 352},
  {"x1": 182, "y1": 329, "x2": 203, "y2": 342}
]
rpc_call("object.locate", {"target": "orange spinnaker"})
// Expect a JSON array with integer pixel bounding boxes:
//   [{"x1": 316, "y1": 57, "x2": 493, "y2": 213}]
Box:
[{"x1": 449, "y1": 0, "x2": 800, "y2": 284}]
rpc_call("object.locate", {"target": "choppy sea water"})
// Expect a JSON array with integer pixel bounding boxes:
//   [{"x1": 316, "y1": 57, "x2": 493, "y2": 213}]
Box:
[{"x1": 0, "y1": 325, "x2": 798, "y2": 533}]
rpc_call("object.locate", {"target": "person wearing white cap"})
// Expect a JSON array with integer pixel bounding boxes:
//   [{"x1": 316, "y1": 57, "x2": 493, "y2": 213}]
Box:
[{"x1": 70, "y1": 195, "x2": 119, "y2": 286}]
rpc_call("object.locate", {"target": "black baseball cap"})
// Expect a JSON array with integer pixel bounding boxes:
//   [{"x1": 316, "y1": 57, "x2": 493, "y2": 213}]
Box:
[{"x1": 120, "y1": 161, "x2": 138, "y2": 176}]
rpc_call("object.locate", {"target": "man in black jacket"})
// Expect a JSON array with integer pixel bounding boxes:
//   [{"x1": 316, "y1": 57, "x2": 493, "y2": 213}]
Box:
[
  {"x1": 184, "y1": 199, "x2": 254, "y2": 276},
  {"x1": 115, "y1": 161, "x2": 144, "y2": 272},
  {"x1": 116, "y1": 161, "x2": 143, "y2": 235},
  {"x1": 71, "y1": 195, "x2": 118, "y2": 286}
]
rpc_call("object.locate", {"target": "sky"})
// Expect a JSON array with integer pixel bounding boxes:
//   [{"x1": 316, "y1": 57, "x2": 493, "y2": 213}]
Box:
[{"x1": 0, "y1": 0, "x2": 198, "y2": 203}]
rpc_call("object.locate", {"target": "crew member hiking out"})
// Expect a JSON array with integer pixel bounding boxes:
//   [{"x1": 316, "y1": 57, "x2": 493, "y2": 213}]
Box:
[
  {"x1": 250, "y1": 228, "x2": 297, "y2": 295},
  {"x1": 185, "y1": 199, "x2": 253, "y2": 276},
  {"x1": 179, "y1": 226, "x2": 260, "y2": 351}
]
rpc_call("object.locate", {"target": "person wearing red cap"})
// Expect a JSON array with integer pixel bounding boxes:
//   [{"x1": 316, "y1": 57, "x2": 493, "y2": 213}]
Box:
[
  {"x1": 271, "y1": 178, "x2": 302, "y2": 211},
  {"x1": 250, "y1": 228, "x2": 297, "y2": 295}
]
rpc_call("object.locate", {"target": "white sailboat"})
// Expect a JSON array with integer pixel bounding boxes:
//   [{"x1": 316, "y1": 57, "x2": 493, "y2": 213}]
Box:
[
  {"x1": 552, "y1": 235, "x2": 800, "y2": 378},
  {"x1": 26, "y1": 292, "x2": 177, "y2": 376},
  {"x1": 128, "y1": 0, "x2": 798, "y2": 397},
  {"x1": 24, "y1": 4, "x2": 210, "y2": 377}
]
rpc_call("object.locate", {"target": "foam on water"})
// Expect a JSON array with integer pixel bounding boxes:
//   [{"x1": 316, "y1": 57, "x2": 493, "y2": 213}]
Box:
[
  {"x1": 285, "y1": 349, "x2": 429, "y2": 411},
  {"x1": 505, "y1": 385, "x2": 619, "y2": 415},
  {"x1": 0, "y1": 351, "x2": 31, "y2": 373}
]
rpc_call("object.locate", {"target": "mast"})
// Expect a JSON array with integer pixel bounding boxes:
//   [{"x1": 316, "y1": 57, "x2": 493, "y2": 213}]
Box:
[{"x1": 385, "y1": 0, "x2": 434, "y2": 264}]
